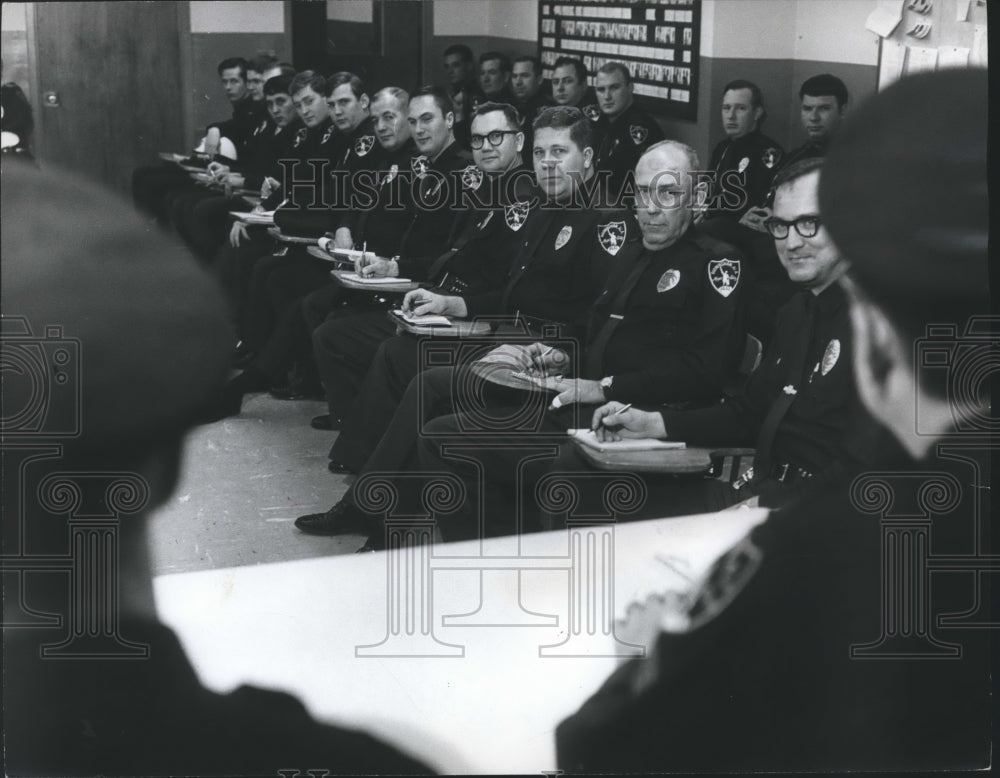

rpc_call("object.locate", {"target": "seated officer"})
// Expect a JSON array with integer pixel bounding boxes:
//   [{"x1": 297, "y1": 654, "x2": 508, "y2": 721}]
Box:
[
  {"x1": 579, "y1": 158, "x2": 891, "y2": 517},
  {"x1": 592, "y1": 61, "x2": 664, "y2": 205},
  {"x1": 550, "y1": 56, "x2": 600, "y2": 121},
  {"x1": 309, "y1": 101, "x2": 535, "y2": 432},
  {"x1": 1, "y1": 162, "x2": 431, "y2": 776},
  {"x1": 319, "y1": 104, "x2": 615, "y2": 478},
  {"x1": 556, "y1": 67, "x2": 990, "y2": 775},
  {"x1": 299, "y1": 140, "x2": 746, "y2": 545},
  {"x1": 131, "y1": 56, "x2": 260, "y2": 225},
  {"x1": 472, "y1": 51, "x2": 516, "y2": 109},
  {"x1": 784, "y1": 73, "x2": 848, "y2": 167},
  {"x1": 442, "y1": 43, "x2": 478, "y2": 147},
  {"x1": 510, "y1": 55, "x2": 554, "y2": 154}
]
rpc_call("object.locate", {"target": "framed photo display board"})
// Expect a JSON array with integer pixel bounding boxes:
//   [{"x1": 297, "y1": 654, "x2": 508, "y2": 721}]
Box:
[{"x1": 538, "y1": 0, "x2": 701, "y2": 120}]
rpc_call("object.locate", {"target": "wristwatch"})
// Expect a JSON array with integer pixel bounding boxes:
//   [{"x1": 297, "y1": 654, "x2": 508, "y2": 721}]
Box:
[{"x1": 600, "y1": 375, "x2": 614, "y2": 400}]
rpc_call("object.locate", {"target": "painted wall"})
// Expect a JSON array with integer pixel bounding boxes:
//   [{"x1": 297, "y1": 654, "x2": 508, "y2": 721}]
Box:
[
  {"x1": 185, "y1": 1, "x2": 290, "y2": 145},
  {"x1": 420, "y1": 0, "x2": 880, "y2": 165},
  {"x1": 1, "y1": 2, "x2": 31, "y2": 97}
]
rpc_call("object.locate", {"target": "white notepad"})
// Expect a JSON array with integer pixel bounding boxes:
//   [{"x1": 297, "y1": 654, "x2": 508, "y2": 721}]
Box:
[
  {"x1": 338, "y1": 272, "x2": 412, "y2": 285},
  {"x1": 392, "y1": 309, "x2": 452, "y2": 327},
  {"x1": 568, "y1": 429, "x2": 685, "y2": 452}
]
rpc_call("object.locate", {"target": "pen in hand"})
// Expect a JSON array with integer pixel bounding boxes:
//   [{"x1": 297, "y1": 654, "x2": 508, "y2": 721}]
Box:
[{"x1": 590, "y1": 403, "x2": 633, "y2": 433}]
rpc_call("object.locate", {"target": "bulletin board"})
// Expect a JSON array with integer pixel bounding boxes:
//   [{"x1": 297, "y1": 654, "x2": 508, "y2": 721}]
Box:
[
  {"x1": 867, "y1": 0, "x2": 988, "y2": 90},
  {"x1": 538, "y1": 0, "x2": 701, "y2": 120}
]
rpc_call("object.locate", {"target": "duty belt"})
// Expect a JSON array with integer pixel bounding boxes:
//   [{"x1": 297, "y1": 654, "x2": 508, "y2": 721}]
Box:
[{"x1": 732, "y1": 462, "x2": 813, "y2": 490}]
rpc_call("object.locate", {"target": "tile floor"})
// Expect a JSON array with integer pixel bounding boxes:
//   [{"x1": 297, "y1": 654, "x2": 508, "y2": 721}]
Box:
[{"x1": 147, "y1": 392, "x2": 365, "y2": 575}]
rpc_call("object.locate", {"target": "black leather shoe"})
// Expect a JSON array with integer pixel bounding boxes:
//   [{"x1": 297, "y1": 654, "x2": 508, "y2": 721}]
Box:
[
  {"x1": 269, "y1": 379, "x2": 324, "y2": 401},
  {"x1": 355, "y1": 538, "x2": 380, "y2": 553},
  {"x1": 327, "y1": 459, "x2": 355, "y2": 474},
  {"x1": 311, "y1": 414, "x2": 342, "y2": 431},
  {"x1": 294, "y1": 501, "x2": 369, "y2": 536}
]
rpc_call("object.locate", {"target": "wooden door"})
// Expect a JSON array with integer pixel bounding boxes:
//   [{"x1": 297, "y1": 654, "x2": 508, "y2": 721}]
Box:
[{"x1": 30, "y1": 1, "x2": 185, "y2": 193}]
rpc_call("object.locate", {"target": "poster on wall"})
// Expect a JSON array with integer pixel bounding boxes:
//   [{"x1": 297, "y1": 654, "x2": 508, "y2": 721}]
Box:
[{"x1": 538, "y1": 0, "x2": 701, "y2": 120}]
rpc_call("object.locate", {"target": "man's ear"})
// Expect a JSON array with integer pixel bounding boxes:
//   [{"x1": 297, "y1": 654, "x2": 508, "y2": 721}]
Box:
[
  {"x1": 583, "y1": 145, "x2": 594, "y2": 169},
  {"x1": 752, "y1": 105, "x2": 764, "y2": 126}
]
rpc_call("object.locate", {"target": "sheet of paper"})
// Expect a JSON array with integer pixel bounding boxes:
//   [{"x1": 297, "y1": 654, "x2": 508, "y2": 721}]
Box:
[
  {"x1": 938, "y1": 45, "x2": 971, "y2": 68},
  {"x1": 878, "y1": 40, "x2": 908, "y2": 90},
  {"x1": 956, "y1": 0, "x2": 971, "y2": 20},
  {"x1": 865, "y1": 0, "x2": 904, "y2": 37},
  {"x1": 568, "y1": 429, "x2": 686, "y2": 453},
  {"x1": 905, "y1": 45, "x2": 938, "y2": 75}
]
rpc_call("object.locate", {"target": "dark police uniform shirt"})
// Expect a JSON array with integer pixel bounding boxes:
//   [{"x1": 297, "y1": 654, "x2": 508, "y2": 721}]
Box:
[
  {"x1": 760, "y1": 137, "x2": 829, "y2": 208},
  {"x1": 208, "y1": 95, "x2": 269, "y2": 162},
  {"x1": 427, "y1": 164, "x2": 538, "y2": 298},
  {"x1": 393, "y1": 140, "x2": 474, "y2": 279},
  {"x1": 588, "y1": 226, "x2": 746, "y2": 405},
  {"x1": 465, "y1": 199, "x2": 616, "y2": 330},
  {"x1": 593, "y1": 102, "x2": 665, "y2": 206},
  {"x1": 5, "y1": 619, "x2": 433, "y2": 776},
  {"x1": 556, "y1": 443, "x2": 991, "y2": 773},
  {"x1": 661, "y1": 283, "x2": 884, "y2": 492},
  {"x1": 706, "y1": 128, "x2": 784, "y2": 220},
  {"x1": 274, "y1": 116, "x2": 380, "y2": 237},
  {"x1": 237, "y1": 117, "x2": 305, "y2": 190}
]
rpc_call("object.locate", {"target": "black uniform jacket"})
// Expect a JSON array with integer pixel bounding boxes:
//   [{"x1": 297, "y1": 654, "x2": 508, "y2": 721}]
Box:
[
  {"x1": 588, "y1": 226, "x2": 747, "y2": 405},
  {"x1": 707, "y1": 128, "x2": 784, "y2": 219},
  {"x1": 661, "y1": 282, "x2": 884, "y2": 490},
  {"x1": 557, "y1": 442, "x2": 992, "y2": 773},
  {"x1": 593, "y1": 102, "x2": 665, "y2": 205}
]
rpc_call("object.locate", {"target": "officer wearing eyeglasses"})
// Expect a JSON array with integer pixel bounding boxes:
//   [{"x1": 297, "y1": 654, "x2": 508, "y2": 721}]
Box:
[{"x1": 583, "y1": 157, "x2": 892, "y2": 512}]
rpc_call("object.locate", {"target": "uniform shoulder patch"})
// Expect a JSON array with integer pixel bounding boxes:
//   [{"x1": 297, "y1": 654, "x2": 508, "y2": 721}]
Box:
[
  {"x1": 460, "y1": 164, "x2": 484, "y2": 190},
  {"x1": 629, "y1": 124, "x2": 648, "y2": 145},
  {"x1": 680, "y1": 535, "x2": 763, "y2": 633},
  {"x1": 293, "y1": 127, "x2": 308, "y2": 148},
  {"x1": 505, "y1": 201, "x2": 531, "y2": 231},
  {"x1": 597, "y1": 220, "x2": 627, "y2": 255},
  {"x1": 411, "y1": 155, "x2": 430, "y2": 177},
  {"x1": 321, "y1": 126, "x2": 336, "y2": 145},
  {"x1": 583, "y1": 104, "x2": 601, "y2": 122},
  {"x1": 762, "y1": 147, "x2": 782, "y2": 169},
  {"x1": 707, "y1": 257, "x2": 741, "y2": 297},
  {"x1": 354, "y1": 135, "x2": 375, "y2": 156}
]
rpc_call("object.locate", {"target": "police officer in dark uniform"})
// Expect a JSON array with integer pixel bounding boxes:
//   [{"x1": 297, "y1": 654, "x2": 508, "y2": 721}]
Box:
[
  {"x1": 309, "y1": 101, "x2": 535, "y2": 433},
  {"x1": 133, "y1": 57, "x2": 265, "y2": 224},
  {"x1": 2, "y1": 161, "x2": 432, "y2": 777},
  {"x1": 551, "y1": 56, "x2": 601, "y2": 123},
  {"x1": 704, "y1": 79, "x2": 784, "y2": 225},
  {"x1": 580, "y1": 158, "x2": 889, "y2": 517},
  {"x1": 297, "y1": 104, "x2": 619, "y2": 533},
  {"x1": 592, "y1": 61, "x2": 664, "y2": 206},
  {"x1": 510, "y1": 55, "x2": 554, "y2": 156},
  {"x1": 470, "y1": 51, "x2": 517, "y2": 111},
  {"x1": 782, "y1": 73, "x2": 848, "y2": 169},
  {"x1": 556, "y1": 68, "x2": 990, "y2": 776}
]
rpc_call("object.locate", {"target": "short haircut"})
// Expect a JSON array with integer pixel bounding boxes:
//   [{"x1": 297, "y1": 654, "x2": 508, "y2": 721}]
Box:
[
  {"x1": 327, "y1": 71, "x2": 366, "y2": 100},
  {"x1": 263, "y1": 74, "x2": 295, "y2": 96},
  {"x1": 597, "y1": 61, "x2": 632, "y2": 85},
  {"x1": 289, "y1": 70, "x2": 327, "y2": 98},
  {"x1": 513, "y1": 55, "x2": 542, "y2": 77},
  {"x1": 533, "y1": 105, "x2": 593, "y2": 151},
  {"x1": 771, "y1": 157, "x2": 823, "y2": 192},
  {"x1": 479, "y1": 51, "x2": 512, "y2": 73},
  {"x1": 217, "y1": 57, "x2": 248, "y2": 79},
  {"x1": 275, "y1": 62, "x2": 297, "y2": 78},
  {"x1": 639, "y1": 139, "x2": 700, "y2": 173},
  {"x1": 722, "y1": 79, "x2": 764, "y2": 110},
  {"x1": 800, "y1": 73, "x2": 849, "y2": 108},
  {"x1": 443, "y1": 44, "x2": 474, "y2": 64},
  {"x1": 410, "y1": 85, "x2": 454, "y2": 119},
  {"x1": 553, "y1": 56, "x2": 588, "y2": 84},
  {"x1": 248, "y1": 52, "x2": 280, "y2": 75},
  {"x1": 372, "y1": 86, "x2": 410, "y2": 111},
  {"x1": 471, "y1": 101, "x2": 523, "y2": 130}
]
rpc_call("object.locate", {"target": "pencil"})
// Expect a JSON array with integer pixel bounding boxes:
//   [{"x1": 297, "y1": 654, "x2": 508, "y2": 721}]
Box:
[{"x1": 590, "y1": 403, "x2": 633, "y2": 433}]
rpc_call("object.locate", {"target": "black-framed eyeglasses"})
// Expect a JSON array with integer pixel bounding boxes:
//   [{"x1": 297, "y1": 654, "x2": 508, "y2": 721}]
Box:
[
  {"x1": 764, "y1": 214, "x2": 822, "y2": 239},
  {"x1": 470, "y1": 130, "x2": 520, "y2": 149}
]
